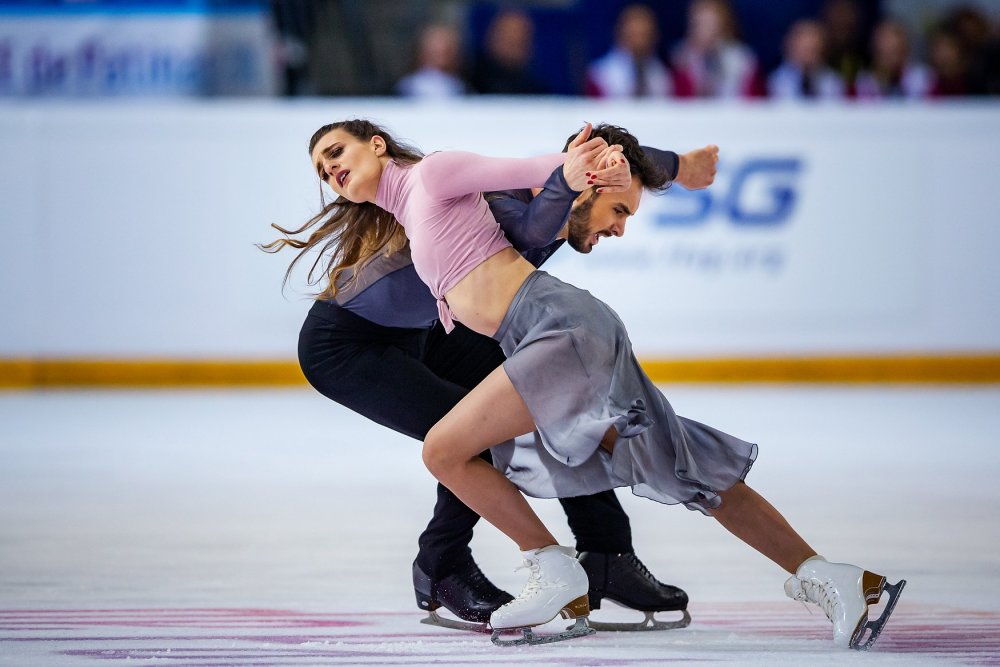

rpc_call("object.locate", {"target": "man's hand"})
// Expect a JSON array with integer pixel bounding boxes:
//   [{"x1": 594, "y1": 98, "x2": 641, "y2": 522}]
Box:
[{"x1": 675, "y1": 145, "x2": 719, "y2": 190}]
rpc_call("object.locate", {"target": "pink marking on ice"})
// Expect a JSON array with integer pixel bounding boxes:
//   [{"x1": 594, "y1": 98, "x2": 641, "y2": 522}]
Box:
[
  {"x1": 3, "y1": 604, "x2": 1000, "y2": 665},
  {"x1": 0, "y1": 608, "x2": 373, "y2": 630}
]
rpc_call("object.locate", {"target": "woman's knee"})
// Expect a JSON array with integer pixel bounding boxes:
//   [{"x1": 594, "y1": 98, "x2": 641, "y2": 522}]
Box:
[{"x1": 422, "y1": 422, "x2": 459, "y2": 478}]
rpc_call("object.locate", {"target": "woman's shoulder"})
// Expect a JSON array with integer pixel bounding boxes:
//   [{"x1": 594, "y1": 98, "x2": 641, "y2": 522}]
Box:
[
  {"x1": 406, "y1": 151, "x2": 446, "y2": 179},
  {"x1": 412, "y1": 151, "x2": 478, "y2": 196},
  {"x1": 417, "y1": 150, "x2": 460, "y2": 166}
]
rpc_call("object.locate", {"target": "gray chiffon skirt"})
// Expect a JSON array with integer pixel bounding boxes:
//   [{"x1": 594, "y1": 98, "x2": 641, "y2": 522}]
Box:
[{"x1": 489, "y1": 271, "x2": 757, "y2": 514}]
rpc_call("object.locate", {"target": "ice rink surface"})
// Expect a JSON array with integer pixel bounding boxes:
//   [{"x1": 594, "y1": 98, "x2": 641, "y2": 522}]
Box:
[{"x1": 2, "y1": 385, "x2": 999, "y2": 666}]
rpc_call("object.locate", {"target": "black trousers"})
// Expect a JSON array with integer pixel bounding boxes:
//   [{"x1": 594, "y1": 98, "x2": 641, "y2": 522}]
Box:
[{"x1": 298, "y1": 300, "x2": 633, "y2": 578}]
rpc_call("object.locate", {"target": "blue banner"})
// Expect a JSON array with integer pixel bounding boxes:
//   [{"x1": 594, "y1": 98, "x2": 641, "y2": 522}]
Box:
[
  {"x1": 0, "y1": 0, "x2": 266, "y2": 14},
  {"x1": 0, "y1": 0, "x2": 274, "y2": 95}
]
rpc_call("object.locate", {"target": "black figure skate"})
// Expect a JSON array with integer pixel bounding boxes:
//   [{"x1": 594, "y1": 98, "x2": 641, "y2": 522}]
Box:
[
  {"x1": 414, "y1": 558, "x2": 513, "y2": 633},
  {"x1": 579, "y1": 551, "x2": 692, "y2": 631}
]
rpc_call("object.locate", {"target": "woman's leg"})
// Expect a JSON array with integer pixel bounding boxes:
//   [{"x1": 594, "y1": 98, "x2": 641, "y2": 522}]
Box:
[
  {"x1": 709, "y1": 482, "x2": 816, "y2": 574},
  {"x1": 608, "y1": 427, "x2": 816, "y2": 574},
  {"x1": 711, "y1": 483, "x2": 905, "y2": 649},
  {"x1": 423, "y1": 364, "x2": 556, "y2": 551}
]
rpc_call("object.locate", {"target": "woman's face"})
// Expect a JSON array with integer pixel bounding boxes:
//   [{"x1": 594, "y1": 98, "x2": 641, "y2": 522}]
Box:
[{"x1": 311, "y1": 128, "x2": 387, "y2": 203}]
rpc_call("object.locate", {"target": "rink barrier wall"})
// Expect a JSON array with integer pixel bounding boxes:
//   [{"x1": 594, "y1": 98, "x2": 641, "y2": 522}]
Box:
[
  {"x1": 1, "y1": 102, "x2": 999, "y2": 362},
  {"x1": 2, "y1": 355, "x2": 999, "y2": 388}
]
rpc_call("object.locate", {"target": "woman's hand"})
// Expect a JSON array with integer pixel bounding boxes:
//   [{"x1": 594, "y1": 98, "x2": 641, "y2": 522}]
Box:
[
  {"x1": 588, "y1": 146, "x2": 630, "y2": 193},
  {"x1": 562, "y1": 122, "x2": 614, "y2": 192}
]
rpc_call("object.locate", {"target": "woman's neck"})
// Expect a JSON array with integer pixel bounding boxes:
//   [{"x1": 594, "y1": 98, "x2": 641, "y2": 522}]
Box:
[{"x1": 363, "y1": 155, "x2": 394, "y2": 205}]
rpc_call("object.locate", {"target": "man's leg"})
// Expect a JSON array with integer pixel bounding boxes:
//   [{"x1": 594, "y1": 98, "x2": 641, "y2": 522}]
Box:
[
  {"x1": 560, "y1": 492, "x2": 690, "y2": 626},
  {"x1": 406, "y1": 322, "x2": 518, "y2": 621},
  {"x1": 298, "y1": 307, "x2": 509, "y2": 622},
  {"x1": 416, "y1": 322, "x2": 509, "y2": 578},
  {"x1": 559, "y1": 492, "x2": 632, "y2": 555},
  {"x1": 415, "y1": 461, "x2": 479, "y2": 579},
  {"x1": 412, "y1": 449, "x2": 515, "y2": 624}
]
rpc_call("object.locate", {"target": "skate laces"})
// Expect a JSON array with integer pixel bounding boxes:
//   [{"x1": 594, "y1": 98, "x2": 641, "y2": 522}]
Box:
[
  {"x1": 626, "y1": 553, "x2": 657, "y2": 582},
  {"x1": 458, "y1": 559, "x2": 495, "y2": 595},
  {"x1": 511, "y1": 558, "x2": 545, "y2": 600},
  {"x1": 794, "y1": 578, "x2": 838, "y2": 622}
]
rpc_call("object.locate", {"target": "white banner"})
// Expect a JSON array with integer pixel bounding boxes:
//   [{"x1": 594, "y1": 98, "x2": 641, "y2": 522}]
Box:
[
  {"x1": 545, "y1": 134, "x2": 929, "y2": 354},
  {"x1": 0, "y1": 101, "x2": 997, "y2": 358}
]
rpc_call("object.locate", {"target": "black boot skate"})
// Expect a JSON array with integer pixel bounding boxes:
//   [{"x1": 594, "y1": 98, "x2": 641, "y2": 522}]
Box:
[
  {"x1": 579, "y1": 551, "x2": 691, "y2": 631},
  {"x1": 414, "y1": 558, "x2": 514, "y2": 633}
]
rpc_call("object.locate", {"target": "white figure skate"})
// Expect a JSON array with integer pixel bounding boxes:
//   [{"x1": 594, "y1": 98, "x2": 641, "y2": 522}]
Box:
[
  {"x1": 489, "y1": 545, "x2": 596, "y2": 646},
  {"x1": 785, "y1": 556, "x2": 906, "y2": 650}
]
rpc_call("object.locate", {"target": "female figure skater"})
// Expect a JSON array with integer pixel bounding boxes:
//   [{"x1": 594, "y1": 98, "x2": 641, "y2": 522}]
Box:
[
  {"x1": 288, "y1": 118, "x2": 905, "y2": 649},
  {"x1": 265, "y1": 124, "x2": 699, "y2": 632}
]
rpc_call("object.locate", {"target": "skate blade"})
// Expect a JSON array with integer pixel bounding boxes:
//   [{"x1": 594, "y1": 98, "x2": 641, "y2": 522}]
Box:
[
  {"x1": 586, "y1": 609, "x2": 691, "y2": 632},
  {"x1": 491, "y1": 616, "x2": 595, "y2": 646},
  {"x1": 420, "y1": 610, "x2": 492, "y2": 634},
  {"x1": 849, "y1": 578, "x2": 907, "y2": 651}
]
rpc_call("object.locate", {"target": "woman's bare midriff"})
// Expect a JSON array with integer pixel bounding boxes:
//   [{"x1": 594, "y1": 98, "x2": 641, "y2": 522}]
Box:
[{"x1": 444, "y1": 247, "x2": 536, "y2": 338}]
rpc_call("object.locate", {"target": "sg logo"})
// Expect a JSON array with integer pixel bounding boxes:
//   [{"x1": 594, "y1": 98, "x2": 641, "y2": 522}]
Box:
[{"x1": 656, "y1": 158, "x2": 803, "y2": 227}]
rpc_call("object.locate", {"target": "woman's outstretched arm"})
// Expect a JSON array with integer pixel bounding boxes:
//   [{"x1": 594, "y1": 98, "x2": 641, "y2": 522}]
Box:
[
  {"x1": 418, "y1": 123, "x2": 617, "y2": 200},
  {"x1": 418, "y1": 151, "x2": 567, "y2": 200}
]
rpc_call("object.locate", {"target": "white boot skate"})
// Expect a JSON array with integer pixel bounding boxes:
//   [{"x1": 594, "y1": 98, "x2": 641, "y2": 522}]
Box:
[
  {"x1": 489, "y1": 545, "x2": 595, "y2": 646},
  {"x1": 784, "y1": 556, "x2": 906, "y2": 650}
]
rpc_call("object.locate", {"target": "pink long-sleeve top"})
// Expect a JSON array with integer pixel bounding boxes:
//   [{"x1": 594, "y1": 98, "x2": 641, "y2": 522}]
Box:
[{"x1": 374, "y1": 151, "x2": 566, "y2": 332}]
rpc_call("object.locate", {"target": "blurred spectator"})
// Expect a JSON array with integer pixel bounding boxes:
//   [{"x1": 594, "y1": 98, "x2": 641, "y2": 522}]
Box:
[
  {"x1": 270, "y1": 0, "x2": 316, "y2": 96},
  {"x1": 940, "y1": 5, "x2": 999, "y2": 95},
  {"x1": 471, "y1": 9, "x2": 547, "y2": 95},
  {"x1": 854, "y1": 19, "x2": 931, "y2": 99},
  {"x1": 821, "y1": 0, "x2": 868, "y2": 90},
  {"x1": 768, "y1": 19, "x2": 846, "y2": 100},
  {"x1": 395, "y1": 23, "x2": 468, "y2": 98},
  {"x1": 671, "y1": 0, "x2": 765, "y2": 98},
  {"x1": 927, "y1": 28, "x2": 973, "y2": 96},
  {"x1": 585, "y1": 4, "x2": 674, "y2": 98}
]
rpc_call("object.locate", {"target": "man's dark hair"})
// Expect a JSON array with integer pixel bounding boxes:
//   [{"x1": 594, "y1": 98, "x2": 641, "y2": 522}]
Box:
[{"x1": 563, "y1": 123, "x2": 670, "y2": 193}]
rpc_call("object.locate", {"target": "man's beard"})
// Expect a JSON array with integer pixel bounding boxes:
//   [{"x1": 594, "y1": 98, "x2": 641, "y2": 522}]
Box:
[{"x1": 566, "y1": 191, "x2": 599, "y2": 253}]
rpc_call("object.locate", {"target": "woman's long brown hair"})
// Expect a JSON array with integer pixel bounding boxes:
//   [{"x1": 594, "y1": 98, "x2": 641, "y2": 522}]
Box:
[{"x1": 259, "y1": 119, "x2": 422, "y2": 299}]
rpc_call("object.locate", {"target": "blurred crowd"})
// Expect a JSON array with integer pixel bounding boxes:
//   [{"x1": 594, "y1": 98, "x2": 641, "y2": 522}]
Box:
[{"x1": 271, "y1": 0, "x2": 1000, "y2": 100}]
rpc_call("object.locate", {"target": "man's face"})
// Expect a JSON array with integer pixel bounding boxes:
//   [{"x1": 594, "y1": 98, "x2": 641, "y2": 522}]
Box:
[{"x1": 566, "y1": 176, "x2": 644, "y2": 253}]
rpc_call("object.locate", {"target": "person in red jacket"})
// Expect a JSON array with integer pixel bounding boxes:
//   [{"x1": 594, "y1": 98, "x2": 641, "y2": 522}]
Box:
[{"x1": 671, "y1": 0, "x2": 765, "y2": 98}]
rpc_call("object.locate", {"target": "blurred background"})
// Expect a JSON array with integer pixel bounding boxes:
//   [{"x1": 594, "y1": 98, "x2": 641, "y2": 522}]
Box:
[
  {"x1": 4, "y1": 0, "x2": 997, "y2": 99},
  {"x1": 1, "y1": 0, "x2": 999, "y2": 384},
  {"x1": 2, "y1": 5, "x2": 1000, "y2": 664},
  {"x1": 279, "y1": 0, "x2": 1000, "y2": 100}
]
